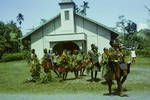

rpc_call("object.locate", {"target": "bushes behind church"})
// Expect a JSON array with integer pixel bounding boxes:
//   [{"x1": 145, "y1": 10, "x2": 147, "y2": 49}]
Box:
[
  {"x1": 136, "y1": 48, "x2": 150, "y2": 57},
  {"x1": 0, "y1": 50, "x2": 30, "y2": 62}
]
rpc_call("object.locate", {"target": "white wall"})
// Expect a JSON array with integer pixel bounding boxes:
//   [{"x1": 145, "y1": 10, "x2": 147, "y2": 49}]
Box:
[
  {"x1": 97, "y1": 26, "x2": 111, "y2": 53},
  {"x1": 60, "y1": 4, "x2": 75, "y2": 33},
  {"x1": 42, "y1": 16, "x2": 62, "y2": 53},
  {"x1": 75, "y1": 15, "x2": 111, "y2": 54},
  {"x1": 44, "y1": 16, "x2": 61, "y2": 36},
  {"x1": 31, "y1": 29, "x2": 44, "y2": 59}
]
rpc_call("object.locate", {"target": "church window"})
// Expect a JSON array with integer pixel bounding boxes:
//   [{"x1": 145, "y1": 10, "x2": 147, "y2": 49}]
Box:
[{"x1": 65, "y1": 10, "x2": 69, "y2": 20}]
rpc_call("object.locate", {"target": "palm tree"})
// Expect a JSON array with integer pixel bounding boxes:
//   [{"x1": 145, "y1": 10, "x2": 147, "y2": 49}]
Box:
[
  {"x1": 17, "y1": 13, "x2": 24, "y2": 28},
  {"x1": 80, "y1": 1, "x2": 89, "y2": 15}
]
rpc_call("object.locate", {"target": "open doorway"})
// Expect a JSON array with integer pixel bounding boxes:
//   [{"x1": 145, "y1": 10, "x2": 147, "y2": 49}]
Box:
[{"x1": 53, "y1": 41, "x2": 79, "y2": 55}]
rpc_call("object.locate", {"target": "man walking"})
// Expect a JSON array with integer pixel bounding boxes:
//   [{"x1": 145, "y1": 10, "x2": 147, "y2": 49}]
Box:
[{"x1": 89, "y1": 44, "x2": 100, "y2": 81}]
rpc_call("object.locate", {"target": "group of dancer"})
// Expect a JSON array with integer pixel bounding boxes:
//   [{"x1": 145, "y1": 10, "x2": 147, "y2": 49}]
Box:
[{"x1": 29, "y1": 44, "x2": 132, "y2": 83}]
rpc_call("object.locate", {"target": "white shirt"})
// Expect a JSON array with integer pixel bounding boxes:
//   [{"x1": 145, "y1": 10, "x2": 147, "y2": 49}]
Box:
[{"x1": 131, "y1": 50, "x2": 136, "y2": 58}]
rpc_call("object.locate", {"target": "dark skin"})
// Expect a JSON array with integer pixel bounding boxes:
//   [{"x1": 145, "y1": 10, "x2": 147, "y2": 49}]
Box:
[
  {"x1": 105, "y1": 51, "x2": 131, "y2": 96},
  {"x1": 90, "y1": 44, "x2": 99, "y2": 81}
]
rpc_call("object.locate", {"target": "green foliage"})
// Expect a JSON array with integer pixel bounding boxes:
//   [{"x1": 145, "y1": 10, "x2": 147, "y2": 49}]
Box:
[
  {"x1": 137, "y1": 29, "x2": 150, "y2": 48},
  {"x1": 0, "y1": 50, "x2": 30, "y2": 62},
  {"x1": 0, "y1": 21, "x2": 22, "y2": 58},
  {"x1": 114, "y1": 15, "x2": 147, "y2": 49},
  {"x1": 117, "y1": 29, "x2": 150, "y2": 57},
  {"x1": 123, "y1": 49, "x2": 130, "y2": 56},
  {"x1": 115, "y1": 32, "x2": 146, "y2": 49},
  {"x1": 116, "y1": 15, "x2": 137, "y2": 35},
  {"x1": 1, "y1": 53, "x2": 24, "y2": 62},
  {"x1": 136, "y1": 49, "x2": 150, "y2": 57}
]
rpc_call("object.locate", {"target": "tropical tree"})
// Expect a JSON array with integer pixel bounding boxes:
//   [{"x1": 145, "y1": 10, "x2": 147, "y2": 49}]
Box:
[
  {"x1": 137, "y1": 29, "x2": 150, "y2": 49},
  {"x1": 116, "y1": 15, "x2": 137, "y2": 35},
  {"x1": 17, "y1": 13, "x2": 24, "y2": 28},
  {"x1": 116, "y1": 15, "x2": 127, "y2": 36},
  {"x1": 0, "y1": 21, "x2": 6, "y2": 57},
  {"x1": 80, "y1": 1, "x2": 89, "y2": 15},
  {"x1": 125, "y1": 20, "x2": 137, "y2": 35},
  {"x1": 0, "y1": 21, "x2": 22, "y2": 58},
  {"x1": 115, "y1": 15, "x2": 138, "y2": 48},
  {"x1": 8, "y1": 21, "x2": 22, "y2": 52},
  {"x1": 74, "y1": 1, "x2": 90, "y2": 15}
]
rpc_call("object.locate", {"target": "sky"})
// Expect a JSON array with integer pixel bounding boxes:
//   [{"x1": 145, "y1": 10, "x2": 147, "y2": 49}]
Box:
[{"x1": 0, "y1": 0, "x2": 150, "y2": 35}]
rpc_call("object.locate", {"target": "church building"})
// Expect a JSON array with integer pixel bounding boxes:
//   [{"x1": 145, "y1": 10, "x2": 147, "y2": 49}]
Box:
[{"x1": 22, "y1": 0, "x2": 118, "y2": 59}]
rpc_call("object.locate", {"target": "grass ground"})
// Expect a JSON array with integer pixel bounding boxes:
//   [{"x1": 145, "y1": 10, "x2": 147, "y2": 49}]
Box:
[{"x1": 0, "y1": 57, "x2": 150, "y2": 94}]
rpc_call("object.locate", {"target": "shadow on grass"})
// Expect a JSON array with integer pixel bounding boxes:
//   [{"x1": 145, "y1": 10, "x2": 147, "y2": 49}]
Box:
[
  {"x1": 66, "y1": 78, "x2": 77, "y2": 81},
  {"x1": 101, "y1": 81, "x2": 115, "y2": 85},
  {"x1": 103, "y1": 91, "x2": 129, "y2": 97},
  {"x1": 58, "y1": 77, "x2": 77, "y2": 82},
  {"x1": 79, "y1": 74, "x2": 87, "y2": 76},
  {"x1": 113, "y1": 88, "x2": 130, "y2": 92},
  {"x1": 86, "y1": 78, "x2": 101, "y2": 82},
  {"x1": 101, "y1": 81, "x2": 107, "y2": 85},
  {"x1": 103, "y1": 87, "x2": 129, "y2": 97},
  {"x1": 24, "y1": 79, "x2": 36, "y2": 83}
]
